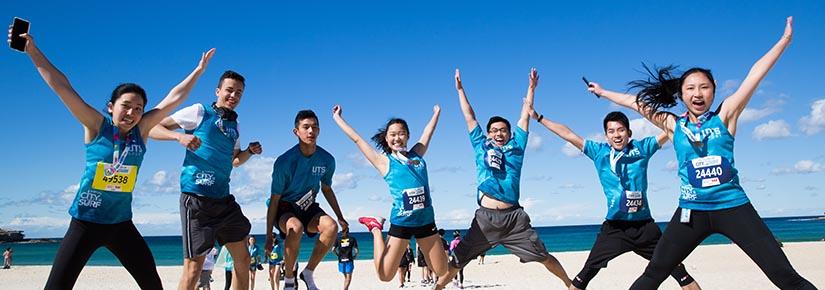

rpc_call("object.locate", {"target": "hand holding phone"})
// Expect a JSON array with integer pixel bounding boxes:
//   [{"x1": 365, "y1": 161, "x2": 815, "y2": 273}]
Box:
[
  {"x1": 582, "y1": 76, "x2": 599, "y2": 98},
  {"x1": 9, "y1": 17, "x2": 30, "y2": 52}
]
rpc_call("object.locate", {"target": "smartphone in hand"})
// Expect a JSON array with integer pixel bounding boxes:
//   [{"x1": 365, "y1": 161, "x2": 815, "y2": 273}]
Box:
[{"x1": 9, "y1": 17, "x2": 30, "y2": 52}]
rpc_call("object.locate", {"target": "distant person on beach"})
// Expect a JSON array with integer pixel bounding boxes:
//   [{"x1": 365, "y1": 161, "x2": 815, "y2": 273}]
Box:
[
  {"x1": 450, "y1": 231, "x2": 464, "y2": 289},
  {"x1": 417, "y1": 243, "x2": 432, "y2": 284},
  {"x1": 248, "y1": 236, "x2": 263, "y2": 290},
  {"x1": 591, "y1": 17, "x2": 815, "y2": 290},
  {"x1": 151, "y1": 69, "x2": 261, "y2": 290},
  {"x1": 333, "y1": 104, "x2": 451, "y2": 285},
  {"x1": 222, "y1": 246, "x2": 234, "y2": 290},
  {"x1": 3, "y1": 247, "x2": 12, "y2": 269},
  {"x1": 528, "y1": 107, "x2": 700, "y2": 289},
  {"x1": 267, "y1": 234, "x2": 284, "y2": 290},
  {"x1": 10, "y1": 26, "x2": 212, "y2": 290},
  {"x1": 200, "y1": 247, "x2": 219, "y2": 290},
  {"x1": 435, "y1": 69, "x2": 571, "y2": 290},
  {"x1": 332, "y1": 229, "x2": 359, "y2": 290},
  {"x1": 398, "y1": 242, "x2": 413, "y2": 287},
  {"x1": 264, "y1": 109, "x2": 347, "y2": 290}
]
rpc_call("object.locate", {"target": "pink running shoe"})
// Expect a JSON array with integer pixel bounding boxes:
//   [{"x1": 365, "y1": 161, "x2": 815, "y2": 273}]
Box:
[{"x1": 358, "y1": 216, "x2": 386, "y2": 232}]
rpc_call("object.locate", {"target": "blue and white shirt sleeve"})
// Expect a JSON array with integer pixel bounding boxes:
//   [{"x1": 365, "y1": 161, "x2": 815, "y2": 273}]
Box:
[
  {"x1": 468, "y1": 125, "x2": 486, "y2": 151},
  {"x1": 640, "y1": 136, "x2": 660, "y2": 156},
  {"x1": 170, "y1": 104, "x2": 204, "y2": 131},
  {"x1": 582, "y1": 140, "x2": 603, "y2": 161},
  {"x1": 513, "y1": 126, "x2": 529, "y2": 150}
]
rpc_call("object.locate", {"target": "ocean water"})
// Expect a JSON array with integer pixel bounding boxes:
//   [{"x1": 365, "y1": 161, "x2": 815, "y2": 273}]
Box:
[{"x1": 4, "y1": 216, "x2": 824, "y2": 266}]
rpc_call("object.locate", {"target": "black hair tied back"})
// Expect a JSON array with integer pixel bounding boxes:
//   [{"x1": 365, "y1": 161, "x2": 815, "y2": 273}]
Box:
[{"x1": 628, "y1": 64, "x2": 681, "y2": 115}]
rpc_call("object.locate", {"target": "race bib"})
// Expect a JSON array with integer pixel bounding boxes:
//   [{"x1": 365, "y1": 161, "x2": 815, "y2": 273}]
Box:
[
  {"x1": 270, "y1": 252, "x2": 279, "y2": 260},
  {"x1": 91, "y1": 162, "x2": 137, "y2": 192},
  {"x1": 620, "y1": 190, "x2": 644, "y2": 213},
  {"x1": 485, "y1": 149, "x2": 504, "y2": 171},
  {"x1": 340, "y1": 239, "x2": 350, "y2": 248},
  {"x1": 402, "y1": 186, "x2": 427, "y2": 211},
  {"x1": 687, "y1": 156, "x2": 733, "y2": 188},
  {"x1": 296, "y1": 189, "x2": 316, "y2": 211}
]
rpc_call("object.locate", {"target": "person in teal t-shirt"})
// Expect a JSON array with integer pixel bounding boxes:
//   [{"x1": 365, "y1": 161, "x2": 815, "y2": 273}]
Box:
[
  {"x1": 590, "y1": 17, "x2": 814, "y2": 290},
  {"x1": 333, "y1": 103, "x2": 449, "y2": 285},
  {"x1": 528, "y1": 105, "x2": 700, "y2": 289},
  {"x1": 436, "y1": 69, "x2": 571, "y2": 290},
  {"x1": 264, "y1": 110, "x2": 347, "y2": 290},
  {"x1": 13, "y1": 29, "x2": 213, "y2": 289}
]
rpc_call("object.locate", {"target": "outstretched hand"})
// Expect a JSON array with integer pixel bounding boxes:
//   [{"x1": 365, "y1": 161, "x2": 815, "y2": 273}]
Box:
[
  {"x1": 197, "y1": 48, "x2": 216, "y2": 71},
  {"x1": 783, "y1": 16, "x2": 793, "y2": 41},
  {"x1": 523, "y1": 98, "x2": 539, "y2": 120},
  {"x1": 332, "y1": 105, "x2": 343, "y2": 117},
  {"x1": 7, "y1": 26, "x2": 34, "y2": 53},
  {"x1": 433, "y1": 104, "x2": 441, "y2": 115},
  {"x1": 586, "y1": 81, "x2": 604, "y2": 96},
  {"x1": 455, "y1": 69, "x2": 463, "y2": 91},
  {"x1": 528, "y1": 68, "x2": 539, "y2": 88}
]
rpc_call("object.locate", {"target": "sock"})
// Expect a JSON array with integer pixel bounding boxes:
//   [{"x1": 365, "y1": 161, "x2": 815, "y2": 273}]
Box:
[{"x1": 301, "y1": 268, "x2": 317, "y2": 288}]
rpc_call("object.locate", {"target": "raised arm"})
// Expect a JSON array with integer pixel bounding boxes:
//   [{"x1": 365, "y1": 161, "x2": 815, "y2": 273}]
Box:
[
  {"x1": 589, "y1": 82, "x2": 676, "y2": 134},
  {"x1": 332, "y1": 105, "x2": 389, "y2": 175},
  {"x1": 12, "y1": 31, "x2": 102, "y2": 132},
  {"x1": 411, "y1": 105, "x2": 441, "y2": 157},
  {"x1": 517, "y1": 68, "x2": 539, "y2": 131},
  {"x1": 138, "y1": 48, "x2": 215, "y2": 139},
  {"x1": 528, "y1": 105, "x2": 585, "y2": 151},
  {"x1": 455, "y1": 69, "x2": 479, "y2": 131},
  {"x1": 720, "y1": 17, "x2": 793, "y2": 129}
]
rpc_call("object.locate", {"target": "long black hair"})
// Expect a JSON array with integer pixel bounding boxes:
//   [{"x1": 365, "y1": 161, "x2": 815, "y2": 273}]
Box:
[
  {"x1": 371, "y1": 118, "x2": 409, "y2": 154},
  {"x1": 628, "y1": 64, "x2": 715, "y2": 114}
]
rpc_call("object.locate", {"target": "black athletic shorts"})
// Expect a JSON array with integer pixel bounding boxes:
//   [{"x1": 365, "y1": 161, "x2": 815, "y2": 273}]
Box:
[
  {"x1": 275, "y1": 200, "x2": 327, "y2": 239},
  {"x1": 181, "y1": 193, "x2": 251, "y2": 259},
  {"x1": 388, "y1": 222, "x2": 438, "y2": 240}
]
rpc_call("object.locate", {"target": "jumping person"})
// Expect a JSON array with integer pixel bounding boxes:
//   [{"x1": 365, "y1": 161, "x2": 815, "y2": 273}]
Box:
[
  {"x1": 10, "y1": 27, "x2": 213, "y2": 289},
  {"x1": 332, "y1": 104, "x2": 451, "y2": 284},
  {"x1": 264, "y1": 109, "x2": 347, "y2": 290},
  {"x1": 435, "y1": 69, "x2": 572, "y2": 290},
  {"x1": 150, "y1": 69, "x2": 262, "y2": 290},
  {"x1": 588, "y1": 17, "x2": 816, "y2": 290},
  {"x1": 527, "y1": 105, "x2": 701, "y2": 289}
]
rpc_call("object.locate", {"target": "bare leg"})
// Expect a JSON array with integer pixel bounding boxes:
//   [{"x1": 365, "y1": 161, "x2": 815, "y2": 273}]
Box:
[{"x1": 225, "y1": 241, "x2": 251, "y2": 290}]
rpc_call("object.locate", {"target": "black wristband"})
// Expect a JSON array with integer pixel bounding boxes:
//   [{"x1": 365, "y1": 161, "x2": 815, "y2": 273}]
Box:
[{"x1": 537, "y1": 114, "x2": 544, "y2": 122}]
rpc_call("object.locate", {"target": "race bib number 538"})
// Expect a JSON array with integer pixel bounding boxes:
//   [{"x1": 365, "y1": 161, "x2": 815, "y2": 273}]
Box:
[{"x1": 92, "y1": 162, "x2": 137, "y2": 192}]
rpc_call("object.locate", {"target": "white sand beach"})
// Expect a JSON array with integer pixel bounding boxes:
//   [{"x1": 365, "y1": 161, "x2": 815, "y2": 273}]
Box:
[{"x1": 1, "y1": 241, "x2": 822, "y2": 290}]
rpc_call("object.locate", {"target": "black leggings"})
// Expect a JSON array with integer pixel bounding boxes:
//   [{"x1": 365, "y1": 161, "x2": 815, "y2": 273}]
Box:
[
  {"x1": 44, "y1": 218, "x2": 162, "y2": 290},
  {"x1": 225, "y1": 270, "x2": 232, "y2": 290},
  {"x1": 630, "y1": 203, "x2": 816, "y2": 290}
]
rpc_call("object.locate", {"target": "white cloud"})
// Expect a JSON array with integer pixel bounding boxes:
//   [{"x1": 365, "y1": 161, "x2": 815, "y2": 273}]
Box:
[
  {"x1": 561, "y1": 143, "x2": 582, "y2": 157},
  {"x1": 752, "y1": 120, "x2": 792, "y2": 140},
  {"x1": 721, "y1": 79, "x2": 740, "y2": 95},
  {"x1": 347, "y1": 152, "x2": 373, "y2": 167},
  {"x1": 138, "y1": 170, "x2": 179, "y2": 195},
  {"x1": 629, "y1": 118, "x2": 662, "y2": 138},
  {"x1": 332, "y1": 172, "x2": 359, "y2": 190},
  {"x1": 3, "y1": 216, "x2": 69, "y2": 228},
  {"x1": 772, "y1": 160, "x2": 825, "y2": 175},
  {"x1": 799, "y1": 99, "x2": 825, "y2": 135},
  {"x1": 132, "y1": 212, "x2": 180, "y2": 226},
  {"x1": 0, "y1": 184, "x2": 77, "y2": 209},
  {"x1": 739, "y1": 97, "x2": 786, "y2": 123},
  {"x1": 520, "y1": 197, "x2": 542, "y2": 210},
  {"x1": 558, "y1": 183, "x2": 584, "y2": 190},
  {"x1": 527, "y1": 134, "x2": 543, "y2": 151},
  {"x1": 229, "y1": 156, "x2": 276, "y2": 205}
]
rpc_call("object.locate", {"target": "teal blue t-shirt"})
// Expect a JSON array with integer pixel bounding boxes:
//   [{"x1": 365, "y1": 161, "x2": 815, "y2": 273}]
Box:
[
  {"x1": 383, "y1": 151, "x2": 435, "y2": 227},
  {"x1": 270, "y1": 145, "x2": 335, "y2": 209},
  {"x1": 583, "y1": 136, "x2": 659, "y2": 221},
  {"x1": 469, "y1": 125, "x2": 528, "y2": 205},
  {"x1": 674, "y1": 113, "x2": 748, "y2": 210},
  {"x1": 70, "y1": 116, "x2": 146, "y2": 224},
  {"x1": 176, "y1": 103, "x2": 240, "y2": 199}
]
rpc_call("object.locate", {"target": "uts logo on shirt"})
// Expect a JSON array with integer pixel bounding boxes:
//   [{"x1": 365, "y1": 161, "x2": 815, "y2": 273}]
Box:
[
  {"x1": 312, "y1": 166, "x2": 326, "y2": 176},
  {"x1": 698, "y1": 127, "x2": 723, "y2": 140},
  {"x1": 624, "y1": 147, "x2": 641, "y2": 157},
  {"x1": 126, "y1": 144, "x2": 144, "y2": 155}
]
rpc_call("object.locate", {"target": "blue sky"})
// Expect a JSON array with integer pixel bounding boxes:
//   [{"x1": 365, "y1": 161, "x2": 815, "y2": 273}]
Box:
[{"x1": 2, "y1": 1, "x2": 824, "y2": 238}]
